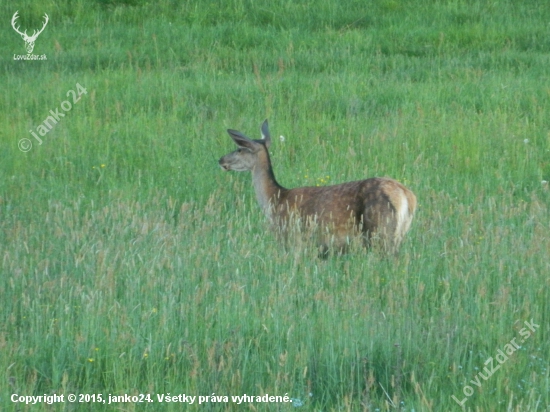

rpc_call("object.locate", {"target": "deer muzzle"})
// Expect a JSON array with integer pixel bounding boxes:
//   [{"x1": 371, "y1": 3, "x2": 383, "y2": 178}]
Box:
[{"x1": 218, "y1": 158, "x2": 230, "y2": 171}]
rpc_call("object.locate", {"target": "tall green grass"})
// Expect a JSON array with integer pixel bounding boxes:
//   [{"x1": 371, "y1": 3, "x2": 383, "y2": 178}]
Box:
[{"x1": 1, "y1": 0, "x2": 549, "y2": 410}]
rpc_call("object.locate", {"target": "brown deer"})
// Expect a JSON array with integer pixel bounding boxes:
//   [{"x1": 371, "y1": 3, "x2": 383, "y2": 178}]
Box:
[{"x1": 219, "y1": 120, "x2": 416, "y2": 255}]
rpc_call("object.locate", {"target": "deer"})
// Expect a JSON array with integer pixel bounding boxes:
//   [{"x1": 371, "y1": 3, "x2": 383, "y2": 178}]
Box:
[
  {"x1": 219, "y1": 120, "x2": 416, "y2": 256},
  {"x1": 11, "y1": 11, "x2": 49, "y2": 54}
]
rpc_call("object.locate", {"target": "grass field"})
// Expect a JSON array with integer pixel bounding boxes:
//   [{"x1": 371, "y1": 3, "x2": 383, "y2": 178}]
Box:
[{"x1": 1, "y1": 0, "x2": 549, "y2": 410}]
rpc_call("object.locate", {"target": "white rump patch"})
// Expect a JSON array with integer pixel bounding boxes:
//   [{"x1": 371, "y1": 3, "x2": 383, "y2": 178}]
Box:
[{"x1": 395, "y1": 191, "x2": 409, "y2": 238}]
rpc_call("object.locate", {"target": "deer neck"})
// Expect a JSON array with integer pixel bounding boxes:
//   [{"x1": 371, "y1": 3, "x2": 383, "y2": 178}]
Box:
[{"x1": 251, "y1": 154, "x2": 285, "y2": 219}]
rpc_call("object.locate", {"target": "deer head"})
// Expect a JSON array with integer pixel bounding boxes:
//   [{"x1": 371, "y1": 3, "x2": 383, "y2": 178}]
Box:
[
  {"x1": 11, "y1": 11, "x2": 49, "y2": 54},
  {"x1": 219, "y1": 119, "x2": 272, "y2": 172}
]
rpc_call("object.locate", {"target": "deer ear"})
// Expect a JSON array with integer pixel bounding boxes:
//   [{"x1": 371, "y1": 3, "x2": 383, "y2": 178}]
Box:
[
  {"x1": 260, "y1": 119, "x2": 271, "y2": 148},
  {"x1": 227, "y1": 129, "x2": 256, "y2": 149}
]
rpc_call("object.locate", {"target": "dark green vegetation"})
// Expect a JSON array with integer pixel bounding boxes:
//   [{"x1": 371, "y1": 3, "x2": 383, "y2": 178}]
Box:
[{"x1": 1, "y1": 0, "x2": 548, "y2": 410}]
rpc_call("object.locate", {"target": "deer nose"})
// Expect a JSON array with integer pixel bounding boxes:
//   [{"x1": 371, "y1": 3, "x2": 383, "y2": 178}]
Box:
[{"x1": 218, "y1": 158, "x2": 229, "y2": 170}]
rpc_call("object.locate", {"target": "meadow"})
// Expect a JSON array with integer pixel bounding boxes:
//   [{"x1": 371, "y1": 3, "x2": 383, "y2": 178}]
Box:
[{"x1": 0, "y1": 0, "x2": 549, "y2": 410}]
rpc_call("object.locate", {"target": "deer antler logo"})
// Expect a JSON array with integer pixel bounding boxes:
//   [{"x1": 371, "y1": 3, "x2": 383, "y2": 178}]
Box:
[{"x1": 11, "y1": 11, "x2": 49, "y2": 54}]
